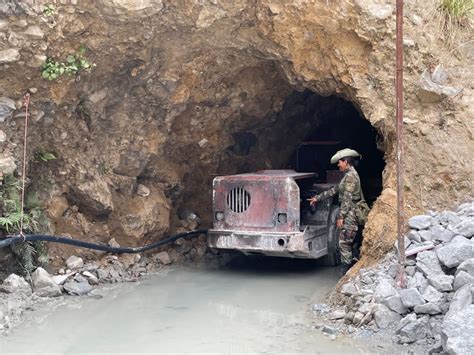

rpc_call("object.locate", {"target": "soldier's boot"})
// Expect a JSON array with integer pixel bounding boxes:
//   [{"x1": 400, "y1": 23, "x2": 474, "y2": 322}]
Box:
[{"x1": 340, "y1": 263, "x2": 351, "y2": 277}]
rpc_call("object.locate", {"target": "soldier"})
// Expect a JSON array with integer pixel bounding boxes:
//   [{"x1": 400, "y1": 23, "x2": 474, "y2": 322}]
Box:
[{"x1": 307, "y1": 148, "x2": 364, "y2": 276}]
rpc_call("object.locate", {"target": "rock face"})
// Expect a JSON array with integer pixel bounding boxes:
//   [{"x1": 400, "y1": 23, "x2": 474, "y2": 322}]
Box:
[{"x1": 0, "y1": 1, "x2": 472, "y2": 264}]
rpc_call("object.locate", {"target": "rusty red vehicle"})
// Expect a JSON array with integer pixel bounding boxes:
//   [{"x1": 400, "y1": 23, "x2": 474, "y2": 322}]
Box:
[{"x1": 207, "y1": 169, "x2": 342, "y2": 264}]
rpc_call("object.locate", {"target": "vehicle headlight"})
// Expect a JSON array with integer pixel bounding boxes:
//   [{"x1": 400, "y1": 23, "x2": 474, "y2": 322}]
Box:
[{"x1": 215, "y1": 211, "x2": 224, "y2": 221}]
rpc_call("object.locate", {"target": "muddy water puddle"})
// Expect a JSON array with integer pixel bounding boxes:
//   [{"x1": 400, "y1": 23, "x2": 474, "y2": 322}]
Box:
[{"x1": 1, "y1": 256, "x2": 382, "y2": 354}]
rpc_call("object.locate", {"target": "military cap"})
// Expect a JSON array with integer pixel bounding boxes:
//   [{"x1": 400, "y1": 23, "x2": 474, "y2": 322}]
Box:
[{"x1": 330, "y1": 148, "x2": 361, "y2": 164}]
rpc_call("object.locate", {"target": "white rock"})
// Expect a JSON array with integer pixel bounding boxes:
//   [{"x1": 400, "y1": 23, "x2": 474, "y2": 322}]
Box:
[
  {"x1": 136, "y1": 184, "x2": 150, "y2": 197},
  {"x1": 0, "y1": 49, "x2": 20, "y2": 64},
  {"x1": 66, "y1": 255, "x2": 84, "y2": 270}
]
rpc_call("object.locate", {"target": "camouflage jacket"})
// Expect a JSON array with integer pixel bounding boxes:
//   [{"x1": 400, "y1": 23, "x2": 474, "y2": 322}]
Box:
[{"x1": 315, "y1": 166, "x2": 362, "y2": 231}]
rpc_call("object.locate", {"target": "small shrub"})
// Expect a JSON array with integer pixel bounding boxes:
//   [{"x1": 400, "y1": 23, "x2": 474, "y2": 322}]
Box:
[
  {"x1": 35, "y1": 149, "x2": 56, "y2": 162},
  {"x1": 43, "y1": 4, "x2": 56, "y2": 16},
  {"x1": 41, "y1": 46, "x2": 95, "y2": 81},
  {"x1": 0, "y1": 175, "x2": 49, "y2": 274}
]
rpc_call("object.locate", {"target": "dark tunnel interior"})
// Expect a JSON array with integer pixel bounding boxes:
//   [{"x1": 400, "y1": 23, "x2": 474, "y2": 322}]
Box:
[{"x1": 284, "y1": 90, "x2": 385, "y2": 205}]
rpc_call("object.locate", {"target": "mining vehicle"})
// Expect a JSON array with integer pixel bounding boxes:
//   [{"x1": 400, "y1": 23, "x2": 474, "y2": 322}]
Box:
[{"x1": 208, "y1": 142, "x2": 344, "y2": 264}]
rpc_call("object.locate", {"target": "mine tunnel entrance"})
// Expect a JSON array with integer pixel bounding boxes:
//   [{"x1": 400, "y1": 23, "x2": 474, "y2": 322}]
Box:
[{"x1": 282, "y1": 90, "x2": 385, "y2": 206}]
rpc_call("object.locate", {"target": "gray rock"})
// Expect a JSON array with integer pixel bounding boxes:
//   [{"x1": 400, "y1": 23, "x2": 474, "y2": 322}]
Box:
[
  {"x1": 436, "y1": 242, "x2": 474, "y2": 268},
  {"x1": 352, "y1": 311, "x2": 365, "y2": 325},
  {"x1": 431, "y1": 65, "x2": 448, "y2": 84},
  {"x1": 419, "y1": 230, "x2": 433, "y2": 242},
  {"x1": 457, "y1": 203, "x2": 473, "y2": 218},
  {"x1": 0, "y1": 97, "x2": 16, "y2": 122},
  {"x1": 0, "y1": 156, "x2": 16, "y2": 175},
  {"x1": 0, "y1": 274, "x2": 31, "y2": 294},
  {"x1": 451, "y1": 219, "x2": 474, "y2": 238},
  {"x1": 400, "y1": 288, "x2": 426, "y2": 308},
  {"x1": 427, "y1": 274, "x2": 454, "y2": 292},
  {"x1": 0, "y1": 49, "x2": 20, "y2": 64},
  {"x1": 374, "y1": 278, "x2": 397, "y2": 302},
  {"x1": 457, "y1": 258, "x2": 474, "y2": 276},
  {"x1": 66, "y1": 256, "x2": 84, "y2": 270},
  {"x1": 441, "y1": 304, "x2": 474, "y2": 355},
  {"x1": 82, "y1": 271, "x2": 99, "y2": 285},
  {"x1": 453, "y1": 271, "x2": 473, "y2": 291},
  {"x1": 396, "y1": 314, "x2": 431, "y2": 343},
  {"x1": 382, "y1": 295, "x2": 408, "y2": 314},
  {"x1": 450, "y1": 235, "x2": 470, "y2": 244},
  {"x1": 414, "y1": 302, "x2": 442, "y2": 315},
  {"x1": 23, "y1": 26, "x2": 44, "y2": 38},
  {"x1": 408, "y1": 215, "x2": 433, "y2": 230},
  {"x1": 446, "y1": 284, "x2": 472, "y2": 319},
  {"x1": 405, "y1": 265, "x2": 416, "y2": 276},
  {"x1": 68, "y1": 178, "x2": 114, "y2": 217},
  {"x1": 418, "y1": 69, "x2": 462, "y2": 102},
  {"x1": 373, "y1": 304, "x2": 402, "y2": 329},
  {"x1": 329, "y1": 310, "x2": 346, "y2": 320},
  {"x1": 322, "y1": 325, "x2": 337, "y2": 335},
  {"x1": 407, "y1": 272, "x2": 429, "y2": 291},
  {"x1": 108, "y1": 238, "x2": 120, "y2": 248},
  {"x1": 430, "y1": 224, "x2": 454, "y2": 243},
  {"x1": 52, "y1": 273, "x2": 74, "y2": 286},
  {"x1": 31, "y1": 267, "x2": 62, "y2": 297},
  {"x1": 136, "y1": 184, "x2": 151, "y2": 197},
  {"x1": 74, "y1": 274, "x2": 88, "y2": 283},
  {"x1": 63, "y1": 281, "x2": 93, "y2": 296},
  {"x1": 407, "y1": 230, "x2": 422, "y2": 243},
  {"x1": 434, "y1": 210, "x2": 462, "y2": 227},
  {"x1": 422, "y1": 285, "x2": 444, "y2": 304},
  {"x1": 416, "y1": 251, "x2": 443, "y2": 276},
  {"x1": 154, "y1": 251, "x2": 172, "y2": 265}
]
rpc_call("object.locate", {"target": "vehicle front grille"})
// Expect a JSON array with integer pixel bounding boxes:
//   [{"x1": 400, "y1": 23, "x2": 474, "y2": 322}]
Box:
[{"x1": 227, "y1": 187, "x2": 251, "y2": 213}]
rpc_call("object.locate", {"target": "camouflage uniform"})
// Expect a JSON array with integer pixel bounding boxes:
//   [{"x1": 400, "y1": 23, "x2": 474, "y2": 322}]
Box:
[{"x1": 315, "y1": 166, "x2": 362, "y2": 266}]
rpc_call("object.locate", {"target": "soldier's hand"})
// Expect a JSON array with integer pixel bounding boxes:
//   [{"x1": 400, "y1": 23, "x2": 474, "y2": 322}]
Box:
[
  {"x1": 336, "y1": 218, "x2": 343, "y2": 229},
  {"x1": 307, "y1": 196, "x2": 317, "y2": 206}
]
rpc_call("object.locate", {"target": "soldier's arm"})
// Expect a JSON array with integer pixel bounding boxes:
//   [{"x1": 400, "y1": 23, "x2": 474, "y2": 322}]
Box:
[
  {"x1": 338, "y1": 176, "x2": 357, "y2": 220},
  {"x1": 315, "y1": 185, "x2": 338, "y2": 201}
]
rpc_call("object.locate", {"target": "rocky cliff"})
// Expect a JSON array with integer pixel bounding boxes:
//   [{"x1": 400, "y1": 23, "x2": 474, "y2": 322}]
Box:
[{"x1": 0, "y1": 0, "x2": 472, "y2": 266}]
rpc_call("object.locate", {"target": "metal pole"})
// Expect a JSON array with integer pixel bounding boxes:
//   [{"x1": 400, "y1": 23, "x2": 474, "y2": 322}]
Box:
[{"x1": 396, "y1": 0, "x2": 406, "y2": 287}]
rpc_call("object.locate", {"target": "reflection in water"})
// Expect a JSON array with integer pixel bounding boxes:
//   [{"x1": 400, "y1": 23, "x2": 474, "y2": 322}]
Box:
[{"x1": 1, "y1": 255, "x2": 374, "y2": 354}]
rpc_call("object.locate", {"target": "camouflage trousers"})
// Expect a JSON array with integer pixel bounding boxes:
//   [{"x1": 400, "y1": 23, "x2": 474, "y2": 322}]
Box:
[{"x1": 339, "y1": 228, "x2": 358, "y2": 265}]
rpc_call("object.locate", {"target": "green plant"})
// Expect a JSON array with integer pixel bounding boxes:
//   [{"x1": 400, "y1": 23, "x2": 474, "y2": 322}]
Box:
[
  {"x1": 440, "y1": 0, "x2": 474, "y2": 20},
  {"x1": 0, "y1": 175, "x2": 49, "y2": 274},
  {"x1": 35, "y1": 149, "x2": 56, "y2": 162},
  {"x1": 98, "y1": 162, "x2": 111, "y2": 176},
  {"x1": 41, "y1": 46, "x2": 95, "y2": 81},
  {"x1": 43, "y1": 4, "x2": 56, "y2": 16}
]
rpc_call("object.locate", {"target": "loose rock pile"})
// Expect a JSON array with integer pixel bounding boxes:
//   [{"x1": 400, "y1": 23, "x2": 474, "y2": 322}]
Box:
[{"x1": 313, "y1": 202, "x2": 474, "y2": 354}]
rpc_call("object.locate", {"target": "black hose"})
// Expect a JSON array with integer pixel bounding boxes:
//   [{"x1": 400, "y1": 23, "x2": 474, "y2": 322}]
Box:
[{"x1": 0, "y1": 229, "x2": 208, "y2": 254}]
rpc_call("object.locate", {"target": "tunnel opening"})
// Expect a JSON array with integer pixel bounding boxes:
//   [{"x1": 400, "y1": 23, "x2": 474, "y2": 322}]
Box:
[{"x1": 279, "y1": 90, "x2": 385, "y2": 206}]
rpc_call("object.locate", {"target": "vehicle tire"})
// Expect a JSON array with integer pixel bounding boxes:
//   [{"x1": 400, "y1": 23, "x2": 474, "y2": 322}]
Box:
[{"x1": 320, "y1": 206, "x2": 341, "y2": 266}]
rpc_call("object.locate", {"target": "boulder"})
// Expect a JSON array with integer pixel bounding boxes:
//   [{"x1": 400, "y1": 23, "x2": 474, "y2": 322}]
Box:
[
  {"x1": 68, "y1": 178, "x2": 114, "y2": 217},
  {"x1": 0, "y1": 274, "x2": 31, "y2": 294},
  {"x1": 436, "y1": 242, "x2": 474, "y2": 268},
  {"x1": 373, "y1": 278, "x2": 397, "y2": 302},
  {"x1": 31, "y1": 267, "x2": 62, "y2": 297},
  {"x1": 373, "y1": 304, "x2": 402, "y2": 329},
  {"x1": 451, "y1": 219, "x2": 474, "y2": 238},
  {"x1": 396, "y1": 314, "x2": 431, "y2": 343},
  {"x1": 408, "y1": 215, "x2": 432, "y2": 230},
  {"x1": 0, "y1": 97, "x2": 16, "y2": 122},
  {"x1": 399, "y1": 288, "x2": 425, "y2": 308},
  {"x1": 422, "y1": 285, "x2": 444, "y2": 304},
  {"x1": 427, "y1": 274, "x2": 454, "y2": 292},
  {"x1": 446, "y1": 284, "x2": 472, "y2": 319},
  {"x1": 453, "y1": 271, "x2": 473, "y2": 291},
  {"x1": 154, "y1": 251, "x2": 172, "y2": 265},
  {"x1": 414, "y1": 302, "x2": 442, "y2": 315},
  {"x1": 441, "y1": 305, "x2": 474, "y2": 355},
  {"x1": 66, "y1": 256, "x2": 84, "y2": 270},
  {"x1": 457, "y1": 258, "x2": 474, "y2": 275},
  {"x1": 416, "y1": 251, "x2": 443, "y2": 276},
  {"x1": 63, "y1": 281, "x2": 93, "y2": 296}
]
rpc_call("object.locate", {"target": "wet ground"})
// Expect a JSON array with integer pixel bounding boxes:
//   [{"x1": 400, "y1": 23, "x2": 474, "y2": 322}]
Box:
[{"x1": 1, "y1": 255, "x2": 393, "y2": 354}]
